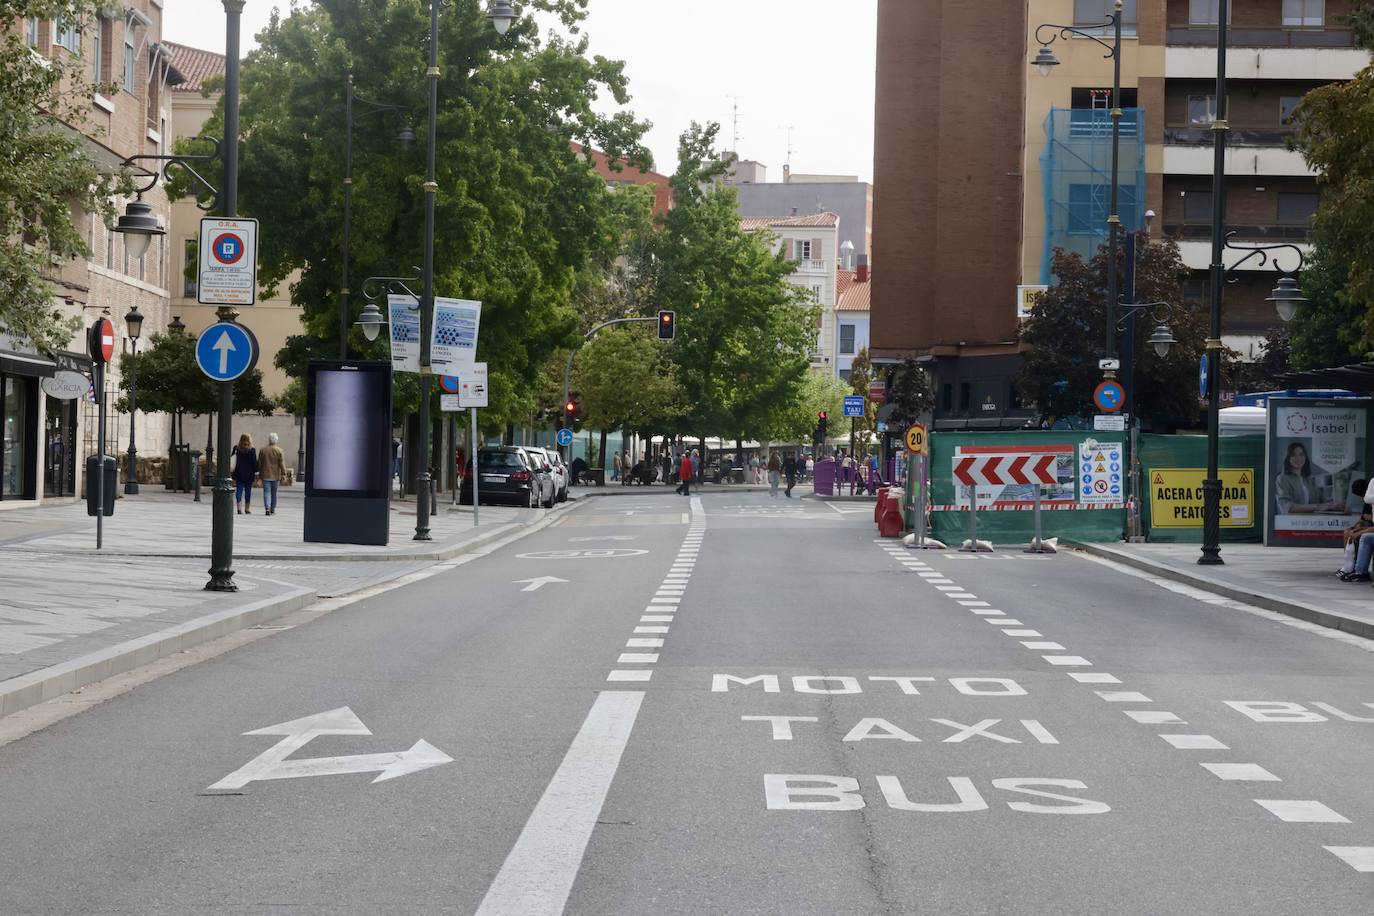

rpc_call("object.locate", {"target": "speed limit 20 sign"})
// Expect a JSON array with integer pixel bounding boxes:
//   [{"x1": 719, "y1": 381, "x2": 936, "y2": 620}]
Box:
[
  {"x1": 905, "y1": 423, "x2": 928, "y2": 455},
  {"x1": 198, "y1": 217, "x2": 258, "y2": 306}
]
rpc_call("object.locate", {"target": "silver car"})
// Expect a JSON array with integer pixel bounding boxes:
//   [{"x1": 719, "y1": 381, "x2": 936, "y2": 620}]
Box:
[
  {"x1": 529, "y1": 447, "x2": 570, "y2": 503},
  {"x1": 518, "y1": 447, "x2": 558, "y2": 508}
]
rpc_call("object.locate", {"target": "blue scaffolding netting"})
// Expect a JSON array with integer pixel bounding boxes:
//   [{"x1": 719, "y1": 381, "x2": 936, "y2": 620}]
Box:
[{"x1": 1040, "y1": 106, "x2": 1146, "y2": 284}]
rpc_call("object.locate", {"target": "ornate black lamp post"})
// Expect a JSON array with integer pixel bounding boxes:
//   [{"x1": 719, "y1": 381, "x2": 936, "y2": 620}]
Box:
[{"x1": 122, "y1": 306, "x2": 144, "y2": 494}]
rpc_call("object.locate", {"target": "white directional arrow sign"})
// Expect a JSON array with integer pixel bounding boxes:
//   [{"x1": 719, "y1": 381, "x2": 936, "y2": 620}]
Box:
[
  {"x1": 208, "y1": 707, "x2": 452, "y2": 790},
  {"x1": 211, "y1": 330, "x2": 236, "y2": 375},
  {"x1": 515, "y1": 576, "x2": 568, "y2": 592}
]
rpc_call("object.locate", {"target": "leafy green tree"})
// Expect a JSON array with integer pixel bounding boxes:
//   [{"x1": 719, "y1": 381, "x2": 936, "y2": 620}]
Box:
[
  {"x1": 191, "y1": 0, "x2": 651, "y2": 431},
  {"x1": 1286, "y1": 241, "x2": 1369, "y2": 369},
  {"x1": 649, "y1": 122, "x2": 816, "y2": 440},
  {"x1": 573, "y1": 324, "x2": 687, "y2": 460},
  {"x1": 761, "y1": 371, "x2": 847, "y2": 443},
  {"x1": 885, "y1": 355, "x2": 935, "y2": 429},
  {"x1": 846, "y1": 348, "x2": 880, "y2": 451},
  {"x1": 1236, "y1": 325, "x2": 1293, "y2": 393},
  {"x1": 1, "y1": 1, "x2": 131, "y2": 351},
  {"x1": 1016, "y1": 238, "x2": 1223, "y2": 428}
]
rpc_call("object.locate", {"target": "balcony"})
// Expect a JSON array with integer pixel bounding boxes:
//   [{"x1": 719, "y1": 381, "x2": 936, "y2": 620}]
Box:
[
  {"x1": 1164, "y1": 126, "x2": 1296, "y2": 147},
  {"x1": 793, "y1": 259, "x2": 829, "y2": 275},
  {"x1": 1165, "y1": 44, "x2": 1367, "y2": 81},
  {"x1": 1162, "y1": 143, "x2": 1312, "y2": 176}
]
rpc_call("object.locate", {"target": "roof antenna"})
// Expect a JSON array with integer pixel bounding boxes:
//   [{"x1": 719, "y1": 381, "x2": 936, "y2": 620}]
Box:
[
  {"x1": 780, "y1": 125, "x2": 796, "y2": 175},
  {"x1": 727, "y1": 95, "x2": 744, "y2": 152}
]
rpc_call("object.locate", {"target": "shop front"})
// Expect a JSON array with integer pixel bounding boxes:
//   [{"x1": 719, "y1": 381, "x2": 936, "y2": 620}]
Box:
[{"x1": 1, "y1": 346, "x2": 55, "y2": 502}]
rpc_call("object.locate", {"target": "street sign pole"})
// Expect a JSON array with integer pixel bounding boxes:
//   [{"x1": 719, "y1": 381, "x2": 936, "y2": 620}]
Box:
[
  {"x1": 470, "y1": 407, "x2": 480, "y2": 527},
  {"x1": 95, "y1": 359, "x2": 106, "y2": 550}
]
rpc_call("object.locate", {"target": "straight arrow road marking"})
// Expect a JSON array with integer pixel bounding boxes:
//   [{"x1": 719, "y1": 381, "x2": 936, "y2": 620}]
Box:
[
  {"x1": 209, "y1": 706, "x2": 452, "y2": 790},
  {"x1": 515, "y1": 576, "x2": 569, "y2": 592}
]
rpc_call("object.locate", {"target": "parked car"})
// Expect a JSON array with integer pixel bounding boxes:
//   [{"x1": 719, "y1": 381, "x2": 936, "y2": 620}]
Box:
[
  {"x1": 460, "y1": 447, "x2": 546, "y2": 508},
  {"x1": 531, "y1": 448, "x2": 570, "y2": 503},
  {"x1": 518, "y1": 447, "x2": 559, "y2": 508}
]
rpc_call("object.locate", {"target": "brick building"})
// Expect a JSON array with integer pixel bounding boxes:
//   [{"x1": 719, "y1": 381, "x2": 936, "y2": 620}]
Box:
[
  {"x1": 571, "y1": 142, "x2": 673, "y2": 216},
  {"x1": 2, "y1": 2, "x2": 182, "y2": 504}
]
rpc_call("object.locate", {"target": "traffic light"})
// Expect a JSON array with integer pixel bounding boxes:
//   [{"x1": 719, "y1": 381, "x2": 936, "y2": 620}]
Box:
[
  {"x1": 566, "y1": 391, "x2": 583, "y2": 430},
  {"x1": 657, "y1": 309, "x2": 676, "y2": 340},
  {"x1": 816, "y1": 410, "x2": 828, "y2": 444}
]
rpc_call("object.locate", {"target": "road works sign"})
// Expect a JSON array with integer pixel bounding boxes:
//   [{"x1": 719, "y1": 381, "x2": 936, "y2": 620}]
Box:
[
  {"x1": 953, "y1": 453, "x2": 1057, "y2": 487},
  {"x1": 198, "y1": 217, "x2": 258, "y2": 305},
  {"x1": 1149, "y1": 467, "x2": 1254, "y2": 528}
]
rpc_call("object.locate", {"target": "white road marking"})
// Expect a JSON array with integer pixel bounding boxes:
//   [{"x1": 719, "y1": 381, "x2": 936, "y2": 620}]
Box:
[
  {"x1": 635, "y1": 626, "x2": 670, "y2": 634},
  {"x1": 1002, "y1": 629, "x2": 1041, "y2": 636},
  {"x1": 947, "y1": 592, "x2": 979, "y2": 599},
  {"x1": 1125, "y1": 710, "x2": 1186, "y2": 725},
  {"x1": 958, "y1": 600, "x2": 991, "y2": 607},
  {"x1": 1069, "y1": 673, "x2": 1121, "y2": 684},
  {"x1": 1021, "y1": 642, "x2": 1065, "y2": 651},
  {"x1": 971, "y1": 609, "x2": 1004, "y2": 616},
  {"x1": 1201, "y1": 763, "x2": 1279, "y2": 781},
  {"x1": 927, "y1": 579, "x2": 954, "y2": 585},
  {"x1": 1097, "y1": 691, "x2": 1151, "y2": 703},
  {"x1": 935, "y1": 586, "x2": 963, "y2": 592},
  {"x1": 1042, "y1": 655, "x2": 1091, "y2": 666},
  {"x1": 476, "y1": 691, "x2": 644, "y2": 916},
  {"x1": 1020, "y1": 720, "x2": 1060, "y2": 744},
  {"x1": 1254, "y1": 800, "x2": 1349, "y2": 823},
  {"x1": 625, "y1": 638, "x2": 664, "y2": 648},
  {"x1": 606, "y1": 670, "x2": 652, "y2": 682},
  {"x1": 1160, "y1": 734, "x2": 1228, "y2": 750},
  {"x1": 617, "y1": 653, "x2": 659, "y2": 664},
  {"x1": 917, "y1": 572, "x2": 943, "y2": 578},
  {"x1": 987, "y1": 619, "x2": 1025, "y2": 626},
  {"x1": 1324, "y1": 847, "x2": 1374, "y2": 872},
  {"x1": 650, "y1": 597, "x2": 680, "y2": 604},
  {"x1": 640, "y1": 615, "x2": 674, "y2": 622}
]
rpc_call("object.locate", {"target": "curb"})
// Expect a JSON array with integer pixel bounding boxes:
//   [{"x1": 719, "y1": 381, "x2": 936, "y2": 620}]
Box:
[
  {"x1": 0, "y1": 500, "x2": 583, "y2": 720},
  {"x1": 1069, "y1": 541, "x2": 1374, "y2": 641}
]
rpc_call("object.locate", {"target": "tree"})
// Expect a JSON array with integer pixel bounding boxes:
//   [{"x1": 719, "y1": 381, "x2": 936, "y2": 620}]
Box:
[
  {"x1": 760, "y1": 371, "x2": 847, "y2": 443},
  {"x1": 1236, "y1": 325, "x2": 1293, "y2": 393},
  {"x1": 649, "y1": 122, "x2": 816, "y2": 439},
  {"x1": 1016, "y1": 238, "x2": 1225, "y2": 429},
  {"x1": 885, "y1": 356, "x2": 935, "y2": 429},
  {"x1": 192, "y1": 0, "x2": 652, "y2": 431},
  {"x1": 1286, "y1": 241, "x2": 1369, "y2": 370},
  {"x1": 572, "y1": 324, "x2": 688, "y2": 463},
  {"x1": 847, "y1": 349, "x2": 880, "y2": 452},
  {"x1": 1, "y1": 1, "x2": 131, "y2": 351}
]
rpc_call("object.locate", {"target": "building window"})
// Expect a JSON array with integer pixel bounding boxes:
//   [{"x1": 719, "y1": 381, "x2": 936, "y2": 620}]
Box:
[
  {"x1": 942, "y1": 383, "x2": 953, "y2": 413},
  {"x1": 1188, "y1": 95, "x2": 1217, "y2": 126},
  {"x1": 1277, "y1": 192, "x2": 1319, "y2": 225},
  {"x1": 1282, "y1": 0, "x2": 1324, "y2": 28},
  {"x1": 183, "y1": 239, "x2": 197, "y2": 297},
  {"x1": 123, "y1": 26, "x2": 136, "y2": 94},
  {"x1": 1188, "y1": 0, "x2": 1230, "y2": 26},
  {"x1": 838, "y1": 369, "x2": 851, "y2": 383},
  {"x1": 1280, "y1": 96, "x2": 1302, "y2": 125},
  {"x1": 1183, "y1": 190, "x2": 1213, "y2": 223},
  {"x1": 959, "y1": 383, "x2": 971, "y2": 414},
  {"x1": 54, "y1": 18, "x2": 80, "y2": 54},
  {"x1": 1068, "y1": 184, "x2": 1140, "y2": 235},
  {"x1": 1074, "y1": 0, "x2": 1137, "y2": 36},
  {"x1": 25, "y1": 18, "x2": 40, "y2": 48},
  {"x1": 839, "y1": 325, "x2": 856, "y2": 355},
  {"x1": 106, "y1": 222, "x2": 114, "y2": 267},
  {"x1": 92, "y1": 20, "x2": 102, "y2": 82},
  {"x1": 792, "y1": 239, "x2": 812, "y2": 261}
]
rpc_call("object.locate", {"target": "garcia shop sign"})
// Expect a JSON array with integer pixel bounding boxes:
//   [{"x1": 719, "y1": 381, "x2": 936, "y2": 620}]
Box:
[{"x1": 1265, "y1": 398, "x2": 1374, "y2": 546}]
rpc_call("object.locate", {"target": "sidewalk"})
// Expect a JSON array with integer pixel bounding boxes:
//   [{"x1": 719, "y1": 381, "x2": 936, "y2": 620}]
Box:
[
  {"x1": 0, "y1": 487, "x2": 572, "y2": 718},
  {"x1": 1073, "y1": 541, "x2": 1374, "y2": 641}
]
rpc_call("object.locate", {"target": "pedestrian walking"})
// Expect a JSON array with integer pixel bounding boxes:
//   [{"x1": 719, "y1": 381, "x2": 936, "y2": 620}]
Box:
[
  {"x1": 231, "y1": 433, "x2": 258, "y2": 514},
  {"x1": 662, "y1": 452, "x2": 673, "y2": 487},
  {"x1": 767, "y1": 451, "x2": 781, "y2": 498},
  {"x1": 783, "y1": 452, "x2": 797, "y2": 498},
  {"x1": 690, "y1": 448, "x2": 700, "y2": 483},
  {"x1": 258, "y1": 432, "x2": 286, "y2": 516},
  {"x1": 612, "y1": 450, "x2": 622, "y2": 482},
  {"x1": 677, "y1": 451, "x2": 695, "y2": 496},
  {"x1": 749, "y1": 453, "x2": 761, "y2": 484}
]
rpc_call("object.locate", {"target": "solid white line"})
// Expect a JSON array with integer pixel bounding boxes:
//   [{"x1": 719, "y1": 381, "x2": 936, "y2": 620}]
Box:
[
  {"x1": 1254, "y1": 799, "x2": 1349, "y2": 823},
  {"x1": 1200, "y1": 762, "x2": 1279, "y2": 781},
  {"x1": 476, "y1": 691, "x2": 644, "y2": 916},
  {"x1": 617, "y1": 653, "x2": 659, "y2": 664},
  {"x1": 1097, "y1": 691, "x2": 1151, "y2": 703},
  {"x1": 606, "y1": 670, "x2": 652, "y2": 682},
  {"x1": 1160, "y1": 734, "x2": 1228, "y2": 750},
  {"x1": 1324, "y1": 846, "x2": 1374, "y2": 872}
]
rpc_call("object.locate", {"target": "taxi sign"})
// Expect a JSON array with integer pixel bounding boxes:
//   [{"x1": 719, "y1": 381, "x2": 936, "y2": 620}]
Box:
[
  {"x1": 1149, "y1": 467, "x2": 1254, "y2": 528},
  {"x1": 904, "y1": 423, "x2": 928, "y2": 455}
]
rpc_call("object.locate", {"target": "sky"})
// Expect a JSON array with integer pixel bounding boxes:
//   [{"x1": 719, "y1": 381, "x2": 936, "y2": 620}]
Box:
[{"x1": 162, "y1": 0, "x2": 878, "y2": 182}]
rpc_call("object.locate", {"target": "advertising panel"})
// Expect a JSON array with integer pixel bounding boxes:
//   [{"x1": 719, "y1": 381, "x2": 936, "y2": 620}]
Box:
[
  {"x1": 430, "y1": 298, "x2": 482, "y2": 373},
  {"x1": 387, "y1": 294, "x2": 421, "y2": 373},
  {"x1": 305, "y1": 361, "x2": 393, "y2": 498},
  {"x1": 1265, "y1": 398, "x2": 1374, "y2": 546}
]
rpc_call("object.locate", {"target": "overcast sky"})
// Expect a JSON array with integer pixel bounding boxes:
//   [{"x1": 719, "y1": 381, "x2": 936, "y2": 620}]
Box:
[{"x1": 163, "y1": 0, "x2": 877, "y2": 182}]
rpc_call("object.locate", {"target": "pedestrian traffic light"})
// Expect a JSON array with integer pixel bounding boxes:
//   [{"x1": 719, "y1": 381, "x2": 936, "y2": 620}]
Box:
[
  {"x1": 657, "y1": 309, "x2": 676, "y2": 340},
  {"x1": 816, "y1": 410, "x2": 828, "y2": 444}
]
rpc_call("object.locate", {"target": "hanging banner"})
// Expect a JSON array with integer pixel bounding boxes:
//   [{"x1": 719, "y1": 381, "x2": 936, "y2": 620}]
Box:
[
  {"x1": 430, "y1": 298, "x2": 481, "y2": 374},
  {"x1": 387, "y1": 294, "x2": 421, "y2": 373},
  {"x1": 1265, "y1": 398, "x2": 1373, "y2": 546}
]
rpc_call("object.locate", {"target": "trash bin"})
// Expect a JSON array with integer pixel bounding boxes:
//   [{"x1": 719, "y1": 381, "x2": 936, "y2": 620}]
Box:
[
  {"x1": 167, "y1": 444, "x2": 191, "y2": 491},
  {"x1": 189, "y1": 450, "x2": 201, "y2": 492},
  {"x1": 86, "y1": 454, "x2": 116, "y2": 516}
]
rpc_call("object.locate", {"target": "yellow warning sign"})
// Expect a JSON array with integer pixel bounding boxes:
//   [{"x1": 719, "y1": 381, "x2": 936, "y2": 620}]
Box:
[
  {"x1": 905, "y1": 423, "x2": 928, "y2": 455},
  {"x1": 1149, "y1": 468, "x2": 1255, "y2": 529},
  {"x1": 1096, "y1": 463, "x2": 1106, "y2": 473}
]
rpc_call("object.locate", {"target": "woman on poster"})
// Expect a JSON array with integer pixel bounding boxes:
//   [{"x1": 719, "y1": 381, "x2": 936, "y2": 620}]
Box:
[{"x1": 1274, "y1": 442, "x2": 1345, "y2": 514}]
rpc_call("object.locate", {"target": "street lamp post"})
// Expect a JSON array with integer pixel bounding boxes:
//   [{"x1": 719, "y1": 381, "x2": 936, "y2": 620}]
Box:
[
  {"x1": 1033, "y1": 0, "x2": 1125, "y2": 357},
  {"x1": 339, "y1": 73, "x2": 414, "y2": 359},
  {"x1": 123, "y1": 306, "x2": 143, "y2": 494}
]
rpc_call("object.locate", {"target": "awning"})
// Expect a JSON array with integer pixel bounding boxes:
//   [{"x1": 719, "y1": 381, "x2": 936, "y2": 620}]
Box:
[
  {"x1": 1279, "y1": 362, "x2": 1374, "y2": 393},
  {"x1": 0, "y1": 349, "x2": 57, "y2": 379}
]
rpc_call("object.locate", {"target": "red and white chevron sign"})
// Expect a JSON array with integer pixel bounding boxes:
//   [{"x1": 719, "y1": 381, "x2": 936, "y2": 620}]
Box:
[{"x1": 953, "y1": 454, "x2": 1057, "y2": 487}]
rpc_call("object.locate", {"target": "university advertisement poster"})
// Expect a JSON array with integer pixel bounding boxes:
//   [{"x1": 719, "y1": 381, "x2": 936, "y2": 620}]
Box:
[{"x1": 1264, "y1": 398, "x2": 1374, "y2": 546}]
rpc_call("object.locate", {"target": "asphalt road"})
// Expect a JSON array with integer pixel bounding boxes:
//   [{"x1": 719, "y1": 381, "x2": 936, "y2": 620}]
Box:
[{"x1": 0, "y1": 488, "x2": 1371, "y2": 914}]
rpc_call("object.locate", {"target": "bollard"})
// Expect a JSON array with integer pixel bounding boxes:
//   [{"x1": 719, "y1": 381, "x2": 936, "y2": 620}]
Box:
[
  {"x1": 960, "y1": 484, "x2": 978, "y2": 552},
  {"x1": 1024, "y1": 483, "x2": 1056, "y2": 554}
]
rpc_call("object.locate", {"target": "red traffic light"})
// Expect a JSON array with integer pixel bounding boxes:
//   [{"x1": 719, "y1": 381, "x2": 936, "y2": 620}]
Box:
[
  {"x1": 657, "y1": 309, "x2": 676, "y2": 340},
  {"x1": 565, "y1": 401, "x2": 577, "y2": 413}
]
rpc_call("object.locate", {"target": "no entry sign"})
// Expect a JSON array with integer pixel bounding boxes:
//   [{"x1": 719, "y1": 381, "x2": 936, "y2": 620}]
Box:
[{"x1": 198, "y1": 217, "x2": 258, "y2": 306}]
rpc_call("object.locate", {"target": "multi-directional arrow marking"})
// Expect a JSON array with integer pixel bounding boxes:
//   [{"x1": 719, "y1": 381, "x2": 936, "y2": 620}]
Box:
[
  {"x1": 514, "y1": 576, "x2": 568, "y2": 592},
  {"x1": 208, "y1": 707, "x2": 452, "y2": 790}
]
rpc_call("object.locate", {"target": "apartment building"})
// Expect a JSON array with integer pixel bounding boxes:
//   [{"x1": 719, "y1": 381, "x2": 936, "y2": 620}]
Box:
[
  {"x1": 834, "y1": 260, "x2": 873, "y2": 381},
  {"x1": 2, "y1": 2, "x2": 181, "y2": 504},
  {"x1": 731, "y1": 162, "x2": 874, "y2": 263},
  {"x1": 740, "y1": 212, "x2": 841, "y2": 371},
  {"x1": 1026, "y1": 0, "x2": 1365, "y2": 360}
]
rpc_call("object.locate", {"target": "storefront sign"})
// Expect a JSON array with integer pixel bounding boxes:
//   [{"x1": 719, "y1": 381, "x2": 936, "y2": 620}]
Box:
[
  {"x1": 1265, "y1": 398, "x2": 1374, "y2": 546},
  {"x1": 1149, "y1": 468, "x2": 1254, "y2": 528},
  {"x1": 40, "y1": 371, "x2": 89, "y2": 400}
]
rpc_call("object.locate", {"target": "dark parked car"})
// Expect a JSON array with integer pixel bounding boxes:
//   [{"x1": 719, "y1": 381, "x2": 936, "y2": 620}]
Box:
[{"x1": 461, "y1": 447, "x2": 545, "y2": 507}]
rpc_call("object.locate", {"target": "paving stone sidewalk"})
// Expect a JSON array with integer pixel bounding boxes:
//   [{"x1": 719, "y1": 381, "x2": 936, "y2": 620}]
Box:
[
  {"x1": 0, "y1": 487, "x2": 565, "y2": 716},
  {"x1": 1074, "y1": 540, "x2": 1374, "y2": 640}
]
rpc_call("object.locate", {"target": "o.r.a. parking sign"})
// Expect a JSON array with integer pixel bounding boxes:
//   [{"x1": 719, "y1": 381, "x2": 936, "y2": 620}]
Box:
[{"x1": 198, "y1": 217, "x2": 259, "y2": 306}]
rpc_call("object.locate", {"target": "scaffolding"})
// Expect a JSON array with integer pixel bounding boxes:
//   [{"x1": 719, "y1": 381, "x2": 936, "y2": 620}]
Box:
[{"x1": 1040, "y1": 105, "x2": 1146, "y2": 284}]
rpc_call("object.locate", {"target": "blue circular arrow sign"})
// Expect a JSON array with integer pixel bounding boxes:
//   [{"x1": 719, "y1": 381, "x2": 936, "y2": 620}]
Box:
[
  {"x1": 556, "y1": 428, "x2": 574, "y2": 446},
  {"x1": 195, "y1": 322, "x2": 259, "y2": 382},
  {"x1": 1199, "y1": 355, "x2": 1210, "y2": 399}
]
